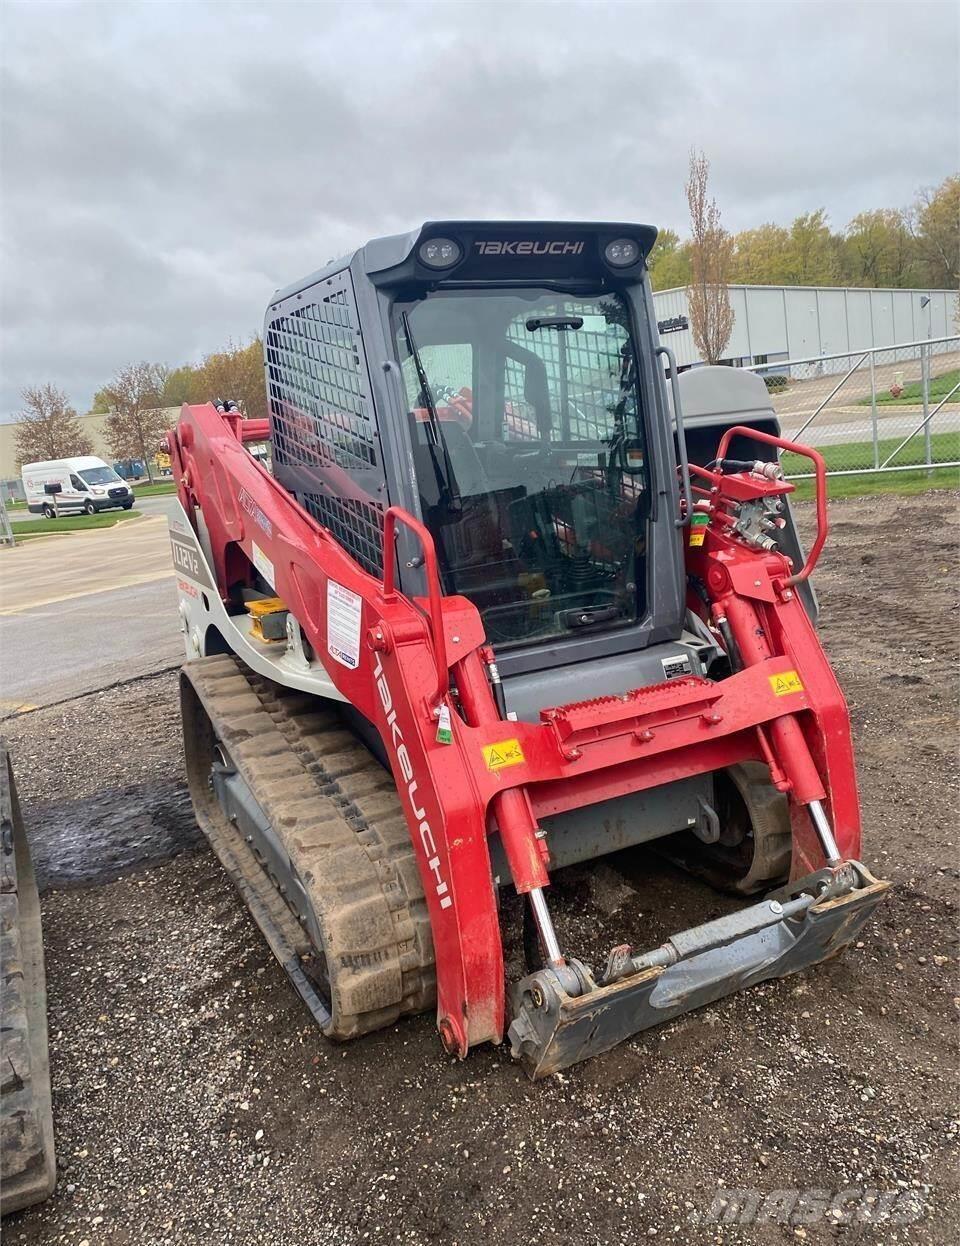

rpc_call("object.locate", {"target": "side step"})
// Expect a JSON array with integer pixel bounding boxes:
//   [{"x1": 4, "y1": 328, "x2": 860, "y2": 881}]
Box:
[{"x1": 1, "y1": 742, "x2": 56, "y2": 1215}]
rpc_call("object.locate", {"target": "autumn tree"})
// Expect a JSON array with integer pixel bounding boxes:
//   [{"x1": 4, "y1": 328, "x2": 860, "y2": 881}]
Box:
[
  {"x1": 189, "y1": 338, "x2": 267, "y2": 420},
  {"x1": 685, "y1": 150, "x2": 735, "y2": 364},
  {"x1": 14, "y1": 385, "x2": 93, "y2": 465},
  {"x1": 102, "y1": 362, "x2": 170, "y2": 482}
]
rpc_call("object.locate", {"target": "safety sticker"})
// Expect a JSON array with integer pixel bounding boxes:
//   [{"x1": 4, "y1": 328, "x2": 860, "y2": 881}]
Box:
[
  {"x1": 327, "y1": 580, "x2": 363, "y2": 669},
  {"x1": 251, "y1": 541, "x2": 275, "y2": 589},
  {"x1": 769, "y1": 670, "x2": 804, "y2": 696},
  {"x1": 688, "y1": 513, "x2": 709, "y2": 547},
  {"x1": 482, "y1": 738, "x2": 526, "y2": 771}
]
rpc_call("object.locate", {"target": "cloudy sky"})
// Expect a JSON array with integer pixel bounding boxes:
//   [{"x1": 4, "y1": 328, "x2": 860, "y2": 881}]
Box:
[{"x1": 1, "y1": 0, "x2": 957, "y2": 418}]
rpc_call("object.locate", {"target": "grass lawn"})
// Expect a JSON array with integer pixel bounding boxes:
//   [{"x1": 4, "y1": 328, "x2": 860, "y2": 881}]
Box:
[
  {"x1": 859, "y1": 367, "x2": 959, "y2": 406},
  {"x1": 132, "y1": 480, "x2": 177, "y2": 496},
  {"x1": 790, "y1": 466, "x2": 958, "y2": 501},
  {"x1": 783, "y1": 428, "x2": 959, "y2": 500},
  {"x1": 782, "y1": 428, "x2": 959, "y2": 475},
  {"x1": 6, "y1": 510, "x2": 142, "y2": 541}
]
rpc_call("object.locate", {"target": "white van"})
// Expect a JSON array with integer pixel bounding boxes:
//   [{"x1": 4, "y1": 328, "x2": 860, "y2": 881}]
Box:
[{"x1": 21, "y1": 456, "x2": 135, "y2": 517}]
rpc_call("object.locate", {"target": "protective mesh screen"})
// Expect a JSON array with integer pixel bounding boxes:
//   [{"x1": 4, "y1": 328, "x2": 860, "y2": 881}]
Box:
[
  {"x1": 506, "y1": 300, "x2": 630, "y2": 442},
  {"x1": 266, "y1": 271, "x2": 385, "y2": 575}
]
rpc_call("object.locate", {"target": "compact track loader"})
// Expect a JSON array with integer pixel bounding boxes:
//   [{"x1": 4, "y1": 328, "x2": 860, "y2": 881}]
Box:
[{"x1": 168, "y1": 222, "x2": 888, "y2": 1076}]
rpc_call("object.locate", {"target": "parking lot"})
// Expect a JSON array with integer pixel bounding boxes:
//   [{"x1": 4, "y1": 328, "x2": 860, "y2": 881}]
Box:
[{"x1": 0, "y1": 512, "x2": 179, "y2": 709}]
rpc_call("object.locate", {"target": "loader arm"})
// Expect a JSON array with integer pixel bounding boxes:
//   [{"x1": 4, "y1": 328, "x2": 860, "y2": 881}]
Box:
[{"x1": 170, "y1": 403, "x2": 877, "y2": 1067}]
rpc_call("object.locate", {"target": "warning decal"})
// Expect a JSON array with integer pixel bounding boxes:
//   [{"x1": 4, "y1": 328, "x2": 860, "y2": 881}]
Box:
[
  {"x1": 482, "y1": 738, "x2": 526, "y2": 771},
  {"x1": 688, "y1": 513, "x2": 709, "y2": 547},
  {"x1": 251, "y1": 541, "x2": 275, "y2": 589},
  {"x1": 327, "y1": 580, "x2": 363, "y2": 669},
  {"x1": 769, "y1": 670, "x2": 804, "y2": 697}
]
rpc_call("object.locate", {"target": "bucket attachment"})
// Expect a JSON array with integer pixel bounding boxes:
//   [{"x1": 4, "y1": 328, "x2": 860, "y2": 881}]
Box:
[{"x1": 508, "y1": 862, "x2": 889, "y2": 1078}]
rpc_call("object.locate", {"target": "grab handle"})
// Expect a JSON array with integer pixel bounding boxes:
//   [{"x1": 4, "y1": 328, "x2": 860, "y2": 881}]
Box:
[
  {"x1": 382, "y1": 506, "x2": 449, "y2": 700},
  {"x1": 656, "y1": 345, "x2": 693, "y2": 528},
  {"x1": 716, "y1": 425, "x2": 828, "y2": 586}
]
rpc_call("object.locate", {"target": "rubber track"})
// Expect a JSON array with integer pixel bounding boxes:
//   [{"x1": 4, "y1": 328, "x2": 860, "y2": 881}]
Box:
[
  {"x1": 1, "y1": 742, "x2": 55, "y2": 1215},
  {"x1": 182, "y1": 655, "x2": 435, "y2": 1040}
]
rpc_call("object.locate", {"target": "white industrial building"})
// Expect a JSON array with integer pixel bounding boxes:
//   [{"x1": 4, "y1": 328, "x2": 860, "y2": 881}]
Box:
[{"x1": 652, "y1": 284, "x2": 958, "y2": 371}]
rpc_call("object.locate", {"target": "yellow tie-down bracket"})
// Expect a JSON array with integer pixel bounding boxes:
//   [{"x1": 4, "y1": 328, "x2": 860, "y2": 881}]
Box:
[{"x1": 245, "y1": 596, "x2": 289, "y2": 643}]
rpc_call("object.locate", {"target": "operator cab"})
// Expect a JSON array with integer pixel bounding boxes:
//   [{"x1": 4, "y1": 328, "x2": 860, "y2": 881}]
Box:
[{"x1": 266, "y1": 222, "x2": 691, "y2": 694}]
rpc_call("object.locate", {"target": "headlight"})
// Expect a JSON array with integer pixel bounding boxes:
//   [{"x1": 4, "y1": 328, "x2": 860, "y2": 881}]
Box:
[
  {"x1": 418, "y1": 237, "x2": 462, "y2": 269},
  {"x1": 604, "y1": 238, "x2": 641, "y2": 267},
  {"x1": 92, "y1": 487, "x2": 106, "y2": 495}
]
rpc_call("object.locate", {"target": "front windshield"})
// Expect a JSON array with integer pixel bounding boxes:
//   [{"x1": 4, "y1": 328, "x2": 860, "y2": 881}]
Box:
[
  {"x1": 393, "y1": 287, "x2": 649, "y2": 647},
  {"x1": 79, "y1": 466, "x2": 121, "y2": 485}
]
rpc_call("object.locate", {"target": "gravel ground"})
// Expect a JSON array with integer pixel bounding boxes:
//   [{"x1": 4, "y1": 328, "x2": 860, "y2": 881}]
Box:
[{"x1": 2, "y1": 492, "x2": 958, "y2": 1245}]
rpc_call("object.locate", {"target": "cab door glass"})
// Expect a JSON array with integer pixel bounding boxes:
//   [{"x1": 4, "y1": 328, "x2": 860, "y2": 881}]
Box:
[
  {"x1": 393, "y1": 288, "x2": 650, "y2": 648},
  {"x1": 70, "y1": 474, "x2": 88, "y2": 492}
]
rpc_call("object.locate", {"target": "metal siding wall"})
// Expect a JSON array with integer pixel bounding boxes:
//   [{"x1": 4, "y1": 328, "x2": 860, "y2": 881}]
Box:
[
  {"x1": 929, "y1": 292, "x2": 952, "y2": 339},
  {"x1": 653, "y1": 287, "x2": 699, "y2": 366},
  {"x1": 891, "y1": 291, "x2": 915, "y2": 345},
  {"x1": 726, "y1": 287, "x2": 751, "y2": 359},
  {"x1": 744, "y1": 288, "x2": 788, "y2": 356},
  {"x1": 845, "y1": 290, "x2": 874, "y2": 349},
  {"x1": 652, "y1": 284, "x2": 958, "y2": 367},
  {"x1": 816, "y1": 290, "x2": 849, "y2": 355},
  {"x1": 784, "y1": 289, "x2": 820, "y2": 358},
  {"x1": 869, "y1": 291, "x2": 896, "y2": 347}
]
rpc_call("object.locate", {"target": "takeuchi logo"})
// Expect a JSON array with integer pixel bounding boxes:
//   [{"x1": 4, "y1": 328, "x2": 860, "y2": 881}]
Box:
[{"x1": 474, "y1": 240, "x2": 585, "y2": 256}]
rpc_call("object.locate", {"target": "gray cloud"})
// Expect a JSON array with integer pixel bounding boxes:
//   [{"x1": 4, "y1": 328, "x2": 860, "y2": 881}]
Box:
[{"x1": 1, "y1": 0, "x2": 957, "y2": 415}]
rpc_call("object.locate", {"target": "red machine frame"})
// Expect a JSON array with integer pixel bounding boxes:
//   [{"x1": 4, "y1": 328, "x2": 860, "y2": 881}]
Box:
[{"x1": 169, "y1": 406, "x2": 860, "y2": 1060}]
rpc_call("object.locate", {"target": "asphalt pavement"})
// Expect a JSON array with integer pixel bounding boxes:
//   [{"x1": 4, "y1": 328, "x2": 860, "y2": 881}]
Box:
[{"x1": 0, "y1": 510, "x2": 181, "y2": 712}]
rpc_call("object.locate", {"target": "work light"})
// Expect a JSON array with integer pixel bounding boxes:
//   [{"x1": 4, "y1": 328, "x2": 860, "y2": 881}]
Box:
[
  {"x1": 604, "y1": 238, "x2": 640, "y2": 267},
  {"x1": 418, "y1": 238, "x2": 462, "y2": 269}
]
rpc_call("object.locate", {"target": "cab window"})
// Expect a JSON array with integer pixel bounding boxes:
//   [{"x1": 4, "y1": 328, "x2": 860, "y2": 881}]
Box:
[{"x1": 70, "y1": 474, "x2": 88, "y2": 491}]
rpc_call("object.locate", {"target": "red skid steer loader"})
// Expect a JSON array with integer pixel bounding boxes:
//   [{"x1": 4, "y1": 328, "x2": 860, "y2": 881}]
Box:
[{"x1": 168, "y1": 222, "x2": 888, "y2": 1076}]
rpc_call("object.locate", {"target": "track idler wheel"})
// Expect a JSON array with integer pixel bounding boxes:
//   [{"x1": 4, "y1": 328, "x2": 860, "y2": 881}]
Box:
[{"x1": 661, "y1": 761, "x2": 792, "y2": 896}]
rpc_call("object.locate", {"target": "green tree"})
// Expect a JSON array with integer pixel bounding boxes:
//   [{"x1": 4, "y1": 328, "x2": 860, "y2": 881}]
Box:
[
  {"x1": 162, "y1": 365, "x2": 197, "y2": 407},
  {"x1": 14, "y1": 385, "x2": 94, "y2": 465},
  {"x1": 648, "y1": 228, "x2": 692, "y2": 290},
  {"x1": 785, "y1": 210, "x2": 840, "y2": 285},
  {"x1": 90, "y1": 387, "x2": 112, "y2": 414},
  {"x1": 909, "y1": 175, "x2": 960, "y2": 289},
  {"x1": 731, "y1": 223, "x2": 793, "y2": 284},
  {"x1": 841, "y1": 209, "x2": 919, "y2": 287}
]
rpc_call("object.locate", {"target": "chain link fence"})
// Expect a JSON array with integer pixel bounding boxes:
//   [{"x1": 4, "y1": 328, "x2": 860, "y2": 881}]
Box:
[{"x1": 746, "y1": 335, "x2": 960, "y2": 477}]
